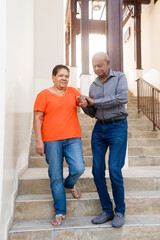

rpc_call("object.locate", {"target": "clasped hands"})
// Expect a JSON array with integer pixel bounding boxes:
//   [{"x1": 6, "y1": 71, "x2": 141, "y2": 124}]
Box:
[{"x1": 77, "y1": 95, "x2": 95, "y2": 108}]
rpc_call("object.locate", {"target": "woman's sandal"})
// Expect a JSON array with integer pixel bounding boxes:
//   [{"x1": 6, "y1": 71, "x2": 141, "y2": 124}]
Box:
[
  {"x1": 51, "y1": 214, "x2": 65, "y2": 226},
  {"x1": 70, "y1": 186, "x2": 81, "y2": 199}
]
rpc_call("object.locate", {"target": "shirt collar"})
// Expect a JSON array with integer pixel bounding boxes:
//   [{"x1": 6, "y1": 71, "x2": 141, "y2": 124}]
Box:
[{"x1": 94, "y1": 69, "x2": 115, "y2": 85}]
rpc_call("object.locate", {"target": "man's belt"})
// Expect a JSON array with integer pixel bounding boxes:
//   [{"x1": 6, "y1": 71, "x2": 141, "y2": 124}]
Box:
[{"x1": 97, "y1": 115, "x2": 127, "y2": 124}]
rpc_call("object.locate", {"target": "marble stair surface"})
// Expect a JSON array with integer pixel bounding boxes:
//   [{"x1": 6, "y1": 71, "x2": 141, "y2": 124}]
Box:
[
  {"x1": 9, "y1": 96, "x2": 160, "y2": 240},
  {"x1": 9, "y1": 215, "x2": 160, "y2": 240}
]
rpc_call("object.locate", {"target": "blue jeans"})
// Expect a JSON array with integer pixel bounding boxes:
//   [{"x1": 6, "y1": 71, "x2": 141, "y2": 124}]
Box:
[
  {"x1": 44, "y1": 138, "x2": 85, "y2": 215},
  {"x1": 91, "y1": 119, "x2": 128, "y2": 214}
]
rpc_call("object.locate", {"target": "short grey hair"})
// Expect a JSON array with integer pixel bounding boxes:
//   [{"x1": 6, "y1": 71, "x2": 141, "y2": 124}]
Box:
[{"x1": 92, "y1": 52, "x2": 110, "y2": 62}]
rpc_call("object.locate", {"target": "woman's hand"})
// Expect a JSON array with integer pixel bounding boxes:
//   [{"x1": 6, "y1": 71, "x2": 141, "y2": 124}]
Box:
[
  {"x1": 77, "y1": 95, "x2": 88, "y2": 108},
  {"x1": 77, "y1": 95, "x2": 95, "y2": 107},
  {"x1": 36, "y1": 140, "x2": 45, "y2": 156}
]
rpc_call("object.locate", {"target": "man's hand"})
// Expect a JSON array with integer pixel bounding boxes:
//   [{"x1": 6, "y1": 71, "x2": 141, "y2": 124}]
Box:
[
  {"x1": 85, "y1": 96, "x2": 95, "y2": 106},
  {"x1": 77, "y1": 95, "x2": 88, "y2": 108},
  {"x1": 77, "y1": 95, "x2": 95, "y2": 107},
  {"x1": 36, "y1": 140, "x2": 45, "y2": 156}
]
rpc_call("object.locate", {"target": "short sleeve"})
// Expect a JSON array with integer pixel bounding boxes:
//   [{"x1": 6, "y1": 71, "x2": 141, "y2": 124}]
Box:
[
  {"x1": 33, "y1": 90, "x2": 46, "y2": 112},
  {"x1": 68, "y1": 87, "x2": 80, "y2": 106}
]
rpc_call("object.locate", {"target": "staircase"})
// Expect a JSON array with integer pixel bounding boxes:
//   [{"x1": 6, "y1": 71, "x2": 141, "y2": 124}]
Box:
[{"x1": 9, "y1": 96, "x2": 160, "y2": 240}]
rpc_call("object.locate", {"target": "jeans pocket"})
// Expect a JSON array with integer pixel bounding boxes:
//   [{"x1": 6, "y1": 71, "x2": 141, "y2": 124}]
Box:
[{"x1": 113, "y1": 119, "x2": 128, "y2": 131}]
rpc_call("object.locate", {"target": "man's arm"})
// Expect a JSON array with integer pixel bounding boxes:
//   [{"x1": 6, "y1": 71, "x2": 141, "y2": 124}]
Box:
[
  {"x1": 94, "y1": 73, "x2": 128, "y2": 108},
  {"x1": 77, "y1": 95, "x2": 96, "y2": 118},
  {"x1": 82, "y1": 105, "x2": 95, "y2": 118}
]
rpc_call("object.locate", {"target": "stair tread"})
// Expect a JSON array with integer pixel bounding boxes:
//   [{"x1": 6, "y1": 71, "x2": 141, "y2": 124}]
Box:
[
  {"x1": 19, "y1": 166, "x2": 160, "y2": 180},
  {"x1": 129, "y1": 146, "x2": 160, "y2": 148},
  {"x1": 9, "y1": 214, "x2": 160, "y2": 233},
  {"x1": 79, "y1": 122, "x2": 152, "y2": 126},
  {"x1": 129, "y1": 156, "x2": 160, "y2": 158},
  {"x1": 15, "y1": 191, "x2": 160, "y2": 203}
]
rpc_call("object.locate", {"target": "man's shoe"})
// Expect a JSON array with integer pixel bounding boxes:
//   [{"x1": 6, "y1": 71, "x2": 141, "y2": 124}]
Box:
[
  {"x1": 91, "y1": 211, "x2": 114, "y2": 224},
  {"x1": 112, "y1": 212, "x2": 125, "y2": 228}
]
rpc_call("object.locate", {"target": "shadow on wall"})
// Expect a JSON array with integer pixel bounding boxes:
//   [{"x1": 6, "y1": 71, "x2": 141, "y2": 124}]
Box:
[{"x1": 143, "y1": 69, "x2": 160, "y2": 90}]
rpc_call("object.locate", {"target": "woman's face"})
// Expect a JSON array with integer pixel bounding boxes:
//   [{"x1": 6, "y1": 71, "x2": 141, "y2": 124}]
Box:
[{"x1": 52, "y1": 68, "x2": 69, "y2": 90}]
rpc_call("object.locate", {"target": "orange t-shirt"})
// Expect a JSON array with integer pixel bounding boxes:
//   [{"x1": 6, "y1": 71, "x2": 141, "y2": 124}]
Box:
[{"x1": 34, "y1": 87, "x2": 81, "y2": 142}]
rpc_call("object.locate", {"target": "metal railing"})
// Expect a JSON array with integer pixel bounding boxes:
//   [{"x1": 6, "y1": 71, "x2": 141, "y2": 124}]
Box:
[
  {"x1": 137, "y1": 78, "x2": 160, "y2": 131},
  {"x1": 123, "y1": 5, "x2": 134, "y2": 27}
]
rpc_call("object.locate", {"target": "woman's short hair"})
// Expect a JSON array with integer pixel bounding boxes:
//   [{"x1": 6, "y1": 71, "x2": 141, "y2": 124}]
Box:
[{"x1": 52, "y1": 65, "x2": 70, "y2": 76}]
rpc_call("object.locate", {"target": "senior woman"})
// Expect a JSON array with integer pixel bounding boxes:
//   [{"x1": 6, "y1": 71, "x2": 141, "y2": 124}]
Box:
[{"x1": 33, "y1": 65, "x2": 87, "y2": 226}]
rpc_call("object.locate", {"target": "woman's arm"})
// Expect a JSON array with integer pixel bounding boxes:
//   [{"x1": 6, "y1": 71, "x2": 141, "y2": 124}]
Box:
[{"x1": 34, "y1": 111, "x2": 44, "y2": 156}]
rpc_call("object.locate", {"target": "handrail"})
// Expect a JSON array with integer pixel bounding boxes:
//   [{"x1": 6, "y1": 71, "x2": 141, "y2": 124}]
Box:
[
  {"x1": 137, "y1": 78, "x2": 160, "y2": 131},
  {"x1": 123, "y1": 5, "x2": 134, "y2": 27}
]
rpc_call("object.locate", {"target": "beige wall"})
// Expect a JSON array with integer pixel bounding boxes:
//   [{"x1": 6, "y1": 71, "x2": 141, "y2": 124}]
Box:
[
  {"x1": 0, "y1": 1, "x2": 65, "y2": 239},
  {"x1": 0, "y1": 0, "x2": 34, "y2": 239},
  {"x1": 0, "y1": 0, "x2": 7, "y2": 238},
  {"x1": 141, "y1": 0, "x2": 160, "y2": 89},
  {"x1": 34, "y1": 0, "x2": 65, "y2": 94},
  {"x1": 123, "y1": 0, "x2": 160, "y2": 95},
  {"x1": 123, "y1": 17, "x2": 136, "y2": 95}
]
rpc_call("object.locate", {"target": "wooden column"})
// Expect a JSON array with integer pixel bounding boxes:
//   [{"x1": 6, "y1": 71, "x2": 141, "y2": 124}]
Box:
[
  {"x1": 71, "y1": 0, "x2": 77, "y2": 66},
  {"x1": 106, "y1": 0, "x2": 123, "y2": 72},
  {"x1": 65, "y1": 26, "x2": 70, "y2": 66},
  {"x1": 81, "y1": 0, "x2": 89, "y2": 74},
  {"x1": 134, "y1": 1, "x2": 142, "y2": 69}
]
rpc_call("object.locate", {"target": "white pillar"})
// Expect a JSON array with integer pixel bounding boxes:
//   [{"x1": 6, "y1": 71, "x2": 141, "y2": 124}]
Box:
[
  {"x1": 134, "y1": 69, "x2": 143, "y2": 96},
  {"x1": 0, "y1": 0, "x2": 6, "y2": 239},
  {"x1": 123, "y1": 144, "x2": 128, "y2": 170},
  {"x1": 69, "y1": 66, "x2": 78, "y2": 88},
  {"x1": 136, "y1": 69, "x2": 143, "y2": 79},
  {"x1": 80, "y1": 74, "x2": 91, "y2": 113},
  {"x1": 80, "y1": 74, "x2": 91, "y2": 95},
  {"x1": 123, "y1": 103, "x2": 129, "y2": 170}
]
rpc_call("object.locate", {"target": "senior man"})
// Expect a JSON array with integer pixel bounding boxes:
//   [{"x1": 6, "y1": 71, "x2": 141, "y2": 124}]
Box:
[{"x1": 78, "y1": 52, "x2": 128, "y2": 228}]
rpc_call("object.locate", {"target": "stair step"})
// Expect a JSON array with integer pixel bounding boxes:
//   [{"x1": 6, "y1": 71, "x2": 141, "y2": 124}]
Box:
[
  {"x1": 127, "y1": 112, "x2": 145, "y2": 118},
  {"x1": 31, "y1": 128, "x2": 158, "y2": 142},
  {"x1": 29, "y1": 155, "x2": 160, "y2": 169},
  {"x1": 30, "y1": 138, "x2": 92, "y2": 149},
  {"x1": 127, "y1": 118, "x2": 151, "y2": 124},
  {"x1": 18, "y1": 167, "x2": 160, "y2": 195},
  {"x1": 32, "y1": 123, "x2": 153, "y2": 133},
  {"x1": 129, "y1": 156, "x2": 160, "y2": 166},
  {"x1": 9, "y1": 215, "x2": 160, "y2": 240},
  {"x1": 30, "y1": 145, "x2": 160, "y2": 158},
  {"x1": 29, "y1": 146, "x2": 93, "y2": 157},
  {"x1": 128, "y1": 124, "x2": 153, "y2": 131},
  {"x1": 128, "y1": 96, "x2": 137, "y2": 101},
  {"x1": 30, "y1": 132, "x2": 93, "y2": 141},
  {"x1": 28, "y1": 156, "x2": 93, "y2": 168},
  {"x1": 78, "y1": 118, "x2": 96, "y2": 124},
  {"x1": 128, "y1": 131, "x2": 160, "y2": 138},
  {"x1": 128, "y1": 138, "x2": 160, "y2": 147},
  {"x1": 128, "y1": 146, "x2": 160, "y2": 156},
  {"x1": 14, "y1": 191, "x2": 160, "y2": 221},
  {"x1": 79, "y1": 114, "x2": 149, "y2": 123},
  {"x1": 29, "y1": 156, "x2": 48, "y2": 168},
  {"x1": 127, "y1": 102, "x2": 137, "y2": 106}
]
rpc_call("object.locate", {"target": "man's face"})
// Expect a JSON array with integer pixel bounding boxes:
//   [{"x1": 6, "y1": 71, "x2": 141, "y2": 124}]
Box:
[{"x1": 92, "y1": 57, "x2": 110, "y2": 78}]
